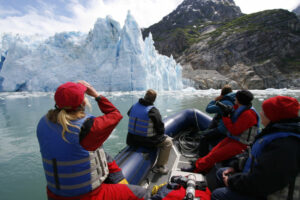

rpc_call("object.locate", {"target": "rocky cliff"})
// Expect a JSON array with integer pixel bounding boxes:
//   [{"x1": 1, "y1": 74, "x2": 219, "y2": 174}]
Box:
[
  {"x1": 177, "y1": 9, "x2": 300, "y2": 89},
  {"x1": 143, "y1": 0, "x2": 300, "y2": 89}
]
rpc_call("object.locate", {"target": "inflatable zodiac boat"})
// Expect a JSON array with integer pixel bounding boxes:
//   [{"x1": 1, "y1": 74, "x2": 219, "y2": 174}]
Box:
[{"x1": 114, "y1": 109, "x2": 213, "y2": 191}]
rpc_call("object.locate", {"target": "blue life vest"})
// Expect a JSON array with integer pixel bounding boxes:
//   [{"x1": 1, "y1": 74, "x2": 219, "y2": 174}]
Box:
[
  {"x1": 243, "y1": 131, "x2": 300, "y2": 173},
  {"x1": 227, "y1": 106, "x2": 260, "y2": 145},
  {"x1": 128, "y1": 102, "x2": 156, "y2": 137},
  {"x1": 37, "y1": 115, "x2": 109, "y2": 197},
  {"x1": 243, "y1": 131, "x2": 300, "y2": 200}
]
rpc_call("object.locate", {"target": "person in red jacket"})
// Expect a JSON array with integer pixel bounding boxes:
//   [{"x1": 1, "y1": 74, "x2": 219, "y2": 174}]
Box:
[
  {"x1": 193, "y1": 90, "x2": 259, "y2": 173},
  {"x1": 37, "y1": 80, "x2": 149, "y2": 200}
]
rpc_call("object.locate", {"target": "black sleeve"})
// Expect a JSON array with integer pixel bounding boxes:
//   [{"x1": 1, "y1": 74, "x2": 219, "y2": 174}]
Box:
[
  {"x1": 148, "y1": 107, "x2": 165, "y2": 135},
  {"x1": 228, "y1": 137, "x2": 300, "y2": 197},
  {"x1": 79, "y1": 117, "x2": 94, "y2": 142},
  {"x1": 127, "y1": 106, "x2": 132, "y2": 116}
]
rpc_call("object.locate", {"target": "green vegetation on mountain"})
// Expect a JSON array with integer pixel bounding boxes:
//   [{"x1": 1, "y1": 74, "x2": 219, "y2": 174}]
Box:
[{"x1": 143, "y1": 0, "x2": 300, "y2": 89}]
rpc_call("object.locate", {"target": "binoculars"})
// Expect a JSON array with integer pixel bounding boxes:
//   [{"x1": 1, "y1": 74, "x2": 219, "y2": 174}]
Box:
[{"x1": 215, "y1": 101, "x2": 234, "y2": 117}]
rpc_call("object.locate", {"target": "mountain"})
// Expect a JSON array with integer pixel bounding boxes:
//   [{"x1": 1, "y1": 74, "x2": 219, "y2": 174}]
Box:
[
  {"x1": 293, "y1": 4, "x2": 300, "y2": 18},
  {"x1": 178, "y1": 9, "x2": 300, "y2": 89},
  {"x1": 142, "y1": 0, "x2": 242, "y2": 58},
  {"x1": 0, "y1": 13, "x2": 182, "y2": 92},
  {"x1": 142, "y1": 0, "x2": 300, "y2": 89}
]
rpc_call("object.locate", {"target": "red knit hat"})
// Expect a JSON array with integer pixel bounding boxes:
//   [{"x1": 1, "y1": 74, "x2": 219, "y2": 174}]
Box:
[
  {"x1": 54, "y1": 82, "x2": 87, "y2": 110},
  {"x1": 262, "y1": 96, "x2": 300, "y2": 122}
]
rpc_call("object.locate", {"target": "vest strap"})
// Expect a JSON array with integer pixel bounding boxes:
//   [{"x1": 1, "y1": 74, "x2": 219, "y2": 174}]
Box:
[
  {"x1": 45, "y1": 165, "x2": 99, "y2": 178},
  {"x1": 52, "y1": 159, "x2": 60, "y2": 190},
  {"x1": 43, "y1": 154, "x2": 97, "y2": 166},
  {"x1": 129, "y1": 116, "x2": 149, "y2": 123},
  {"x1": 129, "y1": 121, "x2": 148, "y2": 129},
  {"x1": 96, "y1": 149, "x2": 106, "y2": 176},
  {"x1": 128, "y1": 127, "x2": 147, "y2": 134},
  {"x1": 47, "y1": 172, "x2": 104, "y2": 190}
]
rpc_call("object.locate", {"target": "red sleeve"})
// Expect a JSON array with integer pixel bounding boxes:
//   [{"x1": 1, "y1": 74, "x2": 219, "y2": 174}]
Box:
[
  {"x1": 107, "y1": 160, "x2": 122, "y2": 173},
  {"x1": 105, "y1": 152, "x2": 122, "y2": 173},
  {"x1": 80, "y1": 96, "x2": 123, "y2": 151},
  {"x1": 222, "y1": 109, "x2": 257, "y2": 136}
]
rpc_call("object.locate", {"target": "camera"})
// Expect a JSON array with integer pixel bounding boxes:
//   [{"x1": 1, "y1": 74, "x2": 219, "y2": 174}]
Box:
[
  {"x1": 215, "y1": 101, "x2": 234, "y2": 117},
  {"x1": 170, "y1": 174, "x2": 206, "y2": 200}
]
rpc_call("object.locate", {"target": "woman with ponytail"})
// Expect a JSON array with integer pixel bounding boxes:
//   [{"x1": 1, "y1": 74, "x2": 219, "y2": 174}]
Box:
[{"x1": 37, "y1": 80, "x2": 149, "y2": 200}]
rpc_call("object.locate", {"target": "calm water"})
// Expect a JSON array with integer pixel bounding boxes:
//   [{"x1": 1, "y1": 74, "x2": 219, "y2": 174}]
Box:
[{"x1": 0, "y1": 89, "x2": 299, "y2": 200}]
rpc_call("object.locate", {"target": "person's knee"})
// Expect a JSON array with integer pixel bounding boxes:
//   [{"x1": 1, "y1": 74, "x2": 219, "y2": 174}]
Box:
[{"x1": 163, "y1": 136, "x2": 173, "y2": 148}]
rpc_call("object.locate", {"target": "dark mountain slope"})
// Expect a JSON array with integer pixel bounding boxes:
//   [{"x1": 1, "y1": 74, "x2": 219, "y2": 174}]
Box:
[
  {"x1": 177, "y1": 9, "x2": 300, "y2": 89},
  {"x1": 142, "y1": 0, "x2": 242, "y2": 58}
]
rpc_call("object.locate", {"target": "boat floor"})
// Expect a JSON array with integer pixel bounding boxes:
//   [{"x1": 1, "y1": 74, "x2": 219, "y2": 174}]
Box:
[{"x1": 139, "y1": 137, "x2": 219, "y2": 192}]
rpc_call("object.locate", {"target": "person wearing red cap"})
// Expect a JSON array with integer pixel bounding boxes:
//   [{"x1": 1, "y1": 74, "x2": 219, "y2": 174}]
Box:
[
  {"x1": 37, "y1": 81, "x2": 149, "y2": 200},
  {"x1": 191, "y1": 90, "x2": 259, "y2": 173},
  {"x1": 211, "y1": 96, "x2": 300, "y2": 200}
]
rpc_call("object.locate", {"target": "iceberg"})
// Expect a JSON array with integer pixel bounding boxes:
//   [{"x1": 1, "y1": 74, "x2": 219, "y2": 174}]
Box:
[{"x1": 0, "y1": 12, "x2": 182, "y2": 92}]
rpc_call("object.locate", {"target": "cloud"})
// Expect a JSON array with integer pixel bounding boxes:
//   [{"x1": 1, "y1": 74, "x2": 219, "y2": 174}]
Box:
[
  {"x1": 97, "y1": 0, "x2": 184, "y2": 28},
  {"x1": 234, "y1": 0, "x2": 300, "y2": 14},
  {"x1": 0, "y1": 9, "x2": 74, "y2": 36},
  {"x1": 0, "y1": 0, "x2": 184, "y2": 36},
  {"x1": 0, "y1": 7, "x2": 21, "y2": 17},
  {"x1": 0, "y1": 0, "x2": 298, "y2": 36}
]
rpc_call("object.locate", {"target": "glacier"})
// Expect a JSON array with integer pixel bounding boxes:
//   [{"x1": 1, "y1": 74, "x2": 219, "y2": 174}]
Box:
[{"x1": 0, "y1": 12, "x2": 182, "y2": 92}]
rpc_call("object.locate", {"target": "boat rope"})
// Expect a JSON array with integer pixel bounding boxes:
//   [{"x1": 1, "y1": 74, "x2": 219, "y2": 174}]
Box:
[
  {"x1": 177, "y1": 130, "x2": 202, "y2": 158},
  {"x1": 151, "y1": 182, "x2": 167, "y2": 195}
]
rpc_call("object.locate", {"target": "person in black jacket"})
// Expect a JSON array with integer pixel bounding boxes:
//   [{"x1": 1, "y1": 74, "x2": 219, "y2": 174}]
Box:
[
  {"x1": 211, "y1": 96, "x2": 300, "y2": 200},
  {"x1": 127, "y1": 89, "x2": 172, "y2": 174}
]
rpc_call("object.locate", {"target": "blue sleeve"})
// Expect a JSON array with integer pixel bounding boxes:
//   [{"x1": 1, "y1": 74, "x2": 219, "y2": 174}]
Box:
[
  {"x1": 206, "y1": 99, "x2": 234, "y2": 115},
  {"x1": 221, "y1": 99, "x2": 234, "y2": 106},
  {"x1": 205, "y1": 100, "x2": 221, "y2": 114}
]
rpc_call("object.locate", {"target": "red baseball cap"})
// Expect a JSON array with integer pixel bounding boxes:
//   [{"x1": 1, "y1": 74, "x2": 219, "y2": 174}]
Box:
[
  {"x1": 54, "y1": 82, "x2": 87, "y2": 110},
  {"x1": 262, "y1": 96, "x2": 300, "y2": 122}
]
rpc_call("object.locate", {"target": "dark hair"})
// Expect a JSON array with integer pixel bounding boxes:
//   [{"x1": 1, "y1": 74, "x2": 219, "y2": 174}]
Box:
[
  {"x1": 144, "y1": 89, "x2": 157, "y2": 103},
  {"x1": 236, "y1": 90, "x2": 254, "y2": 105},
  {"x1": 221, "y1": 85, "x2": 232, "y2": 96}
]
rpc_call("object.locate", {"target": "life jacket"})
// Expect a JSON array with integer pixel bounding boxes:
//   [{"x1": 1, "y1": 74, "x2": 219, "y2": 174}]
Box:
[
  {"x1": 227, "y1": 105, "x2": 260, "y2": 145},
  {"x1": 37, "y1": 115, "x2": 109, "y2": 197},
  {"x1": 243, "y1": 131, "x2": 300, "y2": 200},
  {"x1": 128, "y1": 102, "x2": 156, "y2": 137}
]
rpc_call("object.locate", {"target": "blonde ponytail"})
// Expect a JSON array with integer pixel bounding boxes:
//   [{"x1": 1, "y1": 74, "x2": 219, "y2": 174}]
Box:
[
  {"x1": 47, "y1": 102, "x2": 88, "y2": 143},
  {"x1": 56, "y1": 110, "x2": 81, "y2": 142}
]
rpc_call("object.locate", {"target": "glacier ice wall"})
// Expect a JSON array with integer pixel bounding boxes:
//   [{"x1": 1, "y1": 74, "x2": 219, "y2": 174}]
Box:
[{"x1": 0, "y1": 12, "x2": 182, "y2": 92}]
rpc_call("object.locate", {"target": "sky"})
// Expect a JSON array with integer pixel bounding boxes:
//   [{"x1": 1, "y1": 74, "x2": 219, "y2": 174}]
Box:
[{"x1": 0, "y1": 0, "x2": 299, "y2": 36}]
